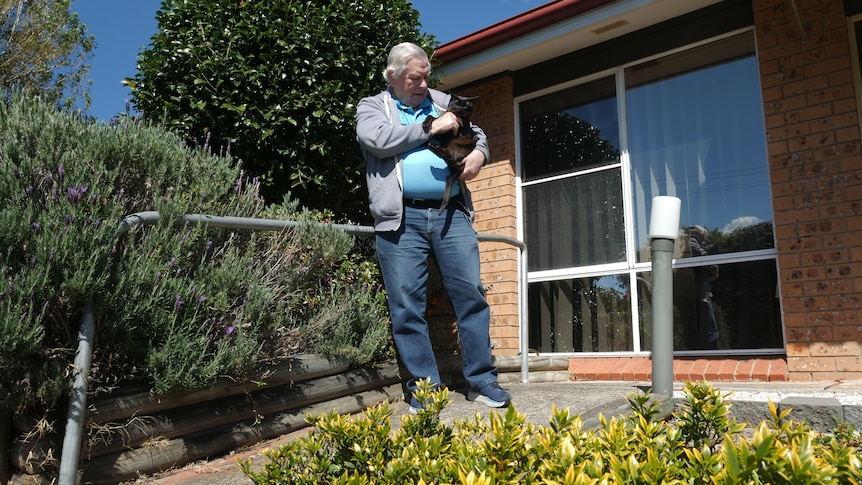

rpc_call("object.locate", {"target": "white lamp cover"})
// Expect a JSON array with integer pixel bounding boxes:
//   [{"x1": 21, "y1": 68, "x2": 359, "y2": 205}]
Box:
[{"x1": 648, "y1": 196, "x2": 681, "y2": 239}]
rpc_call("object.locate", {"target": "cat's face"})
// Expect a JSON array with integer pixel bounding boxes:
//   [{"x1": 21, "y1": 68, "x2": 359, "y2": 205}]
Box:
[{"x1": 448, "y1": 93, "x2": 477, "y2": 118}]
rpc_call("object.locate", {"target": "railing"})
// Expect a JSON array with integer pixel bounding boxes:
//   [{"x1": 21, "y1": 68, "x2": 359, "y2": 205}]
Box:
[{"x1": 58, "y1": 212, "x2": 529, "y2": 485}]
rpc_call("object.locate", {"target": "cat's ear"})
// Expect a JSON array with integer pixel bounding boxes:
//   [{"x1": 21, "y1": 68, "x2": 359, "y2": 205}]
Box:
[{"x1": 447, "y1": 91, "x2": 478, "y2": 101}]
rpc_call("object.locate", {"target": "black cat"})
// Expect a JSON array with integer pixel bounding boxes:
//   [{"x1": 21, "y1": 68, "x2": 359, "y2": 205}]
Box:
[{"x1": 422, "y1": 93, "x2": 479, "y2": 211}]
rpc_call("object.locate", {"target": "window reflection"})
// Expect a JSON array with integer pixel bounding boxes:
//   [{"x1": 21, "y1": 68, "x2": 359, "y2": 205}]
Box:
[
  {"x1": 637, "y1": 259, "x2": 783, "y2": 351},
  {"x1": 627, "y1": 33, "x2": 774, "y2": 261},
  {"x1": 529, "y1": 275, "x2": 632, "y2": 353},
  {"x1": 521, "y1": 76, "x2": 619, "y2": 181}
]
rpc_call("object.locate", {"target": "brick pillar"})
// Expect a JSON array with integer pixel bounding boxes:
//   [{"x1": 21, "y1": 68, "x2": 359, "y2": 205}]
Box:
[
  {"x1": 450, "y1": 74, "x2": 521, "y2": 356},
  {"x1": 753, "y1": 0, "x2": 862, "y2": 380}
]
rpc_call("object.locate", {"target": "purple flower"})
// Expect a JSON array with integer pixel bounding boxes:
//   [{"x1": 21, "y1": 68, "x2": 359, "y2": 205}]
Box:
[
  {"x1": 66, "y1": 185, "x2": 88, "y2": 204},
  {"x1": 174, "y1": 294, "x2": 183, "y2": 312},
  {"x1": 117, "y1": 188, "x2": 125, "y2": 200},
  {"x1": 225, "y1": 326, "x2": 235, "y2": 337},
  {"x1": 234, "y1": 170, "x2": 244, "y2": 193},
  {"x1": 32, "y1": 222, "x2": 40, "y2": 234},
  {"x1": 57, "y1": 164, "x2": 64, "y2": 182},
  {"x1": 155, "y1": 271, "x2": 161, "y2": 284}
]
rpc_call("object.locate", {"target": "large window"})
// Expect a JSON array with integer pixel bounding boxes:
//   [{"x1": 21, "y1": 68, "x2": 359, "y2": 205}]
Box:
[{"x1": 520, "y1": 31, "x2": 783, "y2": 354}]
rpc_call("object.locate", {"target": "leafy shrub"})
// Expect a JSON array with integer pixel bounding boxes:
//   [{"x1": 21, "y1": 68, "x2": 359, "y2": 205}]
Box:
[
  {"x1": 242, "y1": 380, "x2": 862, "y2": 484},
  {"x1": 0, "y1": 93, "x2": 391, "y2": 411}
]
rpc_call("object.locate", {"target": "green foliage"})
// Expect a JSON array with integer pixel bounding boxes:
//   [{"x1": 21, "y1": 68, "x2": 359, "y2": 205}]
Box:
[
  {"x1": 126, "y1": 0, "x2": 436, "y2": 222},
  {"x1": 0, "y1": 0, "x2": 95, "y2": 109},
  {"x1": 0, "y1": 93, "x2": 391, "y2": 411},
  {"x1": 674, "y1": 380, "x2": 746, "y2": 450},
  {"x1": 243, "y1": 380, "x2": 862, "y2": 484}
]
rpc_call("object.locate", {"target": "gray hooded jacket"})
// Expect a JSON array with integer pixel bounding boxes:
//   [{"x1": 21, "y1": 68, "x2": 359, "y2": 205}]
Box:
[{"x1": 356, "y1": 88, "x2": 490, "y2": 232}]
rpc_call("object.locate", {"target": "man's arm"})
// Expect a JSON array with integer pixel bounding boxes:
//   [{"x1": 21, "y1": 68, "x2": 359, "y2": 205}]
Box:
[{"x1": 356, "y1": 94, "x2": 430, "y2": 159}]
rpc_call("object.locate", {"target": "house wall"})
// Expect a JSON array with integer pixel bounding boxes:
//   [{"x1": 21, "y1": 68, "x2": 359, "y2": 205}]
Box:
[
  {"x1": 456, "y1": 0, "x2": 862, "y2": 379},
  {"x1": 753, "y1": 0, "x2": 862, "y2": 381},
  {"x1": 461, "y1": 75, "x2": 522, "y2": 356}
]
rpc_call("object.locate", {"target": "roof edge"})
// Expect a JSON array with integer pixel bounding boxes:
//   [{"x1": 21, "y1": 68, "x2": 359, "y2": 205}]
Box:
[{"x1": 434, "y1": 0, "x2": 618, "y2": 64}]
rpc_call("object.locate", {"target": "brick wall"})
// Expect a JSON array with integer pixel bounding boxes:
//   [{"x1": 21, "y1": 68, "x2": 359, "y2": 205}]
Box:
[
  {"x1": 753, "y1": 0, "x2": 862, "y2": 380},
  {"x1": 456, "y1": 74, "x2": 521, "y2": 356}
]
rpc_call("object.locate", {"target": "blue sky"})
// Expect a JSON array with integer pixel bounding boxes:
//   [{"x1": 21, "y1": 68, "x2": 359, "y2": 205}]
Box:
[{"x1": 70, "y1": 0, "x2": 542, "y2": 122}]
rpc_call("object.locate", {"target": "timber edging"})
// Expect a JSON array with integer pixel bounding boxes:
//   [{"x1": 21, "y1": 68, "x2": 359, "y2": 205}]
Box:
[{"x1": 9, "y1": 355, "x2": 401, "y2": 484}]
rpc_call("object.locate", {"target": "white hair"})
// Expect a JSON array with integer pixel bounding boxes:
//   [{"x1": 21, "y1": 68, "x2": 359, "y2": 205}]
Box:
[{"x1": 382, "y1": 42, "x2": 430, "y2": 84}]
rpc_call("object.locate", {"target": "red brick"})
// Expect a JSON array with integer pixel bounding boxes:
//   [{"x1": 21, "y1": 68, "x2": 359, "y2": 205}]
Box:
[
  {"x1": 688, "y1": 359, "x2": 710, "y2": 381},
  {"x1": 719, "y1": 359, "x2": 739, "y2": 381},
  {"x1": 704, "y1": 360, "x2": 722, "y2": 381},
  {"x1": 750, "y1": 358, "x2": 772, "y2": 381},
  {"x1": 634, "y1": 357, "x2": 652, "y2": 382},
  {"x1": 734, "y1": 359, "x2": 754, "y2": 381},
  {"x1": 619, "y1": 358, "x2": 638, "y2": 381},
  {"x1": 673, "y1": 359, "x2": 694, "y2": 382},
  {"x1": 768, "y1": 358, "x2": 789, "y2": 381}
]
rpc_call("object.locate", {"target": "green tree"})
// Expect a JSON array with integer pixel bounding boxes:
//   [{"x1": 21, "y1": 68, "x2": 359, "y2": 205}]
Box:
[
  {"x1": 126, "y1": 0, "x2": 435, "y2": 222},
  {"x1": 0, "y1": 0, "x2": 94, "y2": 108}
]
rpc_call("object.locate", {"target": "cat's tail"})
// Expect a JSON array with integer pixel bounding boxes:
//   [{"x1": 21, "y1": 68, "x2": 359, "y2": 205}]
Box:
[{"x1": 439, "y1": 173, "x2": 458, "y2": 213}]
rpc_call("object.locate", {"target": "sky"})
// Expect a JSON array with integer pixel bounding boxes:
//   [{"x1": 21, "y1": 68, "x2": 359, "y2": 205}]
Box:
[{"x1": 70, "y1": 0, "x2": 542, "y2": 122}]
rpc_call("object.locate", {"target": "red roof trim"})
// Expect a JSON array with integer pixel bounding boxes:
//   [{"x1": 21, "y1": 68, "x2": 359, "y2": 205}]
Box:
[{"x1": 434, "y1": 0, "x2": 618, "y2": 64}]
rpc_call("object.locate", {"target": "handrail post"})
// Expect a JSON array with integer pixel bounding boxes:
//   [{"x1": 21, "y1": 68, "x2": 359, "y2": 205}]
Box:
[{"x1": 58, "y1": 301, "x2": 95, "y2": 485}]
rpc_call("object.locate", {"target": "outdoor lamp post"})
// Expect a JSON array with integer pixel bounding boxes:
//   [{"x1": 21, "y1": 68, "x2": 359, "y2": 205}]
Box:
[{"x1": 648, "y1": 196, "x2": 681, "y2": 398}]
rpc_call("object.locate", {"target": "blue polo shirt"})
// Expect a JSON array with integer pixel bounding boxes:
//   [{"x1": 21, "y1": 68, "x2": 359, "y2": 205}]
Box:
[{"x1": 394, "y1": 95, "x2": 460, "y2": 200}]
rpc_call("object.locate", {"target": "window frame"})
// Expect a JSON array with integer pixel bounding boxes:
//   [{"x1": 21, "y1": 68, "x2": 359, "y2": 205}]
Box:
[{"x1": 515, "y1": 27, "x2": 784, "y2": 357}]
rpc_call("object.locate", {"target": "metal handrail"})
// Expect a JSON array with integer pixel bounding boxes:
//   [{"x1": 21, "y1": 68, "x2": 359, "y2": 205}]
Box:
[{"x1": 59, "y1": 211, "x2": 529, "y2": 484}]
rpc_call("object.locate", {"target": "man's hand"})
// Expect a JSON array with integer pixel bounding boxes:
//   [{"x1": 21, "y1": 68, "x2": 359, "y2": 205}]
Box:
[
  {"x1": 430, "y1": 111, "x2": 461, "y2": 136},
  {"x1": 459, "y1": 150, "x2": 485, "y2": 181}
]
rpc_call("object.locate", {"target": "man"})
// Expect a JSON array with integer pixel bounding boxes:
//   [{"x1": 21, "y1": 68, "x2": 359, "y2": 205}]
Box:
[{"x1": 356, "y1": 42, "x2": 510, "y2": 411}]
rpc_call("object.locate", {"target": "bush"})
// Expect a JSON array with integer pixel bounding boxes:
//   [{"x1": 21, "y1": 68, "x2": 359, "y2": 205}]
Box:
[
  {"x1": 241, "y1": 380, "x2": 862, "y2": 484},
  {"x1": 0, "y1": 93, "x2": 391, "y2": 412}
]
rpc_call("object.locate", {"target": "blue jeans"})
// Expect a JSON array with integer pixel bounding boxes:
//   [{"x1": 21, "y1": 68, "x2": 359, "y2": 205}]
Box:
[{"x1": 376, "y1": 204, "x2": 498, "y2": 393}]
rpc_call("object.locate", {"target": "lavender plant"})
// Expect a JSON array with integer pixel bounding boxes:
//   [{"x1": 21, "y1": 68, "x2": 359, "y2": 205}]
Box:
[{"x1": 0, "y1": 94, "x2": 391, "y2": 411}]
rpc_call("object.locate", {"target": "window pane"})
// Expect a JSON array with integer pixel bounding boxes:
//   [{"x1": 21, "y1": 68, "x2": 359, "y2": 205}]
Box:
[
  {"x1": 528, "y1": 274, "x2": 632, "y2": 353},
  {"x1": 626, "y1": 33, "x2": 774, "y2": 262},
  {"x1": 521, "y1": 76, "x2": 620, "y2": 181},
  {"x1": 524, "y1": 169, "x2": 626, "y2": 271},
  {"x1": 637, "y1": 259, "x2": 783, "y2": 351}
]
